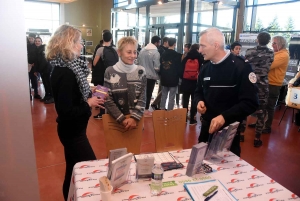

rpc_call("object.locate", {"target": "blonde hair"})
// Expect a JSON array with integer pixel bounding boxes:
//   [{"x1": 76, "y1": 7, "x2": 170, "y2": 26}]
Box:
[
  {"x1": 199, "y1": 27, "x2": 225, "y2": 49},
  {"x1": 117, "y1": 36, "x2": 137, "y2": 51},
  {"x1": 46, "y1": 25, "x2": 81, "y2": 61}
]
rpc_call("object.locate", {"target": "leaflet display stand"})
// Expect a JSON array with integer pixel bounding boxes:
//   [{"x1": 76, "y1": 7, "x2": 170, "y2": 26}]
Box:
[{"x1": 205, "y1": 122, "x2": 240, "y2": 163}]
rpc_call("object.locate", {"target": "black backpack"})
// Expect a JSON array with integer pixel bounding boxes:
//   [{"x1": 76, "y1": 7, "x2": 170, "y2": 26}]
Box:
[{"x1": 102, "y1": 46, "x2": 119, "y2": 68}]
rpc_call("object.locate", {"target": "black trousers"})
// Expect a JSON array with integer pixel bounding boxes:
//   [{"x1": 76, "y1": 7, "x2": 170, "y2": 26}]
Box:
[
  {"x1": 29, "y1": 71, "x2": 38, "y2": 95},
  {"x1": 58, "y1": 124, "x2": 96, "y2": 201},
  {"x1": 199, "y1": 118, "x2": 241, "y2": 157},
  {"x1": 182, "y1": 91, "x2": 196, "y2": 120},
  {"x1": 146, "y1": 79, "x2": 156, "y2": 110},
  {"x1": 40, "y1": 71, "x2": 52, "y2": 98},
  {"x1": 93, "y1": 82, "x2": 105, "y2": 115}
]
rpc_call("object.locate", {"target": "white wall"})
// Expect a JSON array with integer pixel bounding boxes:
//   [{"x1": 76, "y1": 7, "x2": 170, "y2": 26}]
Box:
[{"x1": 0, "y1": 0, "x2": 40, "y2": 200}]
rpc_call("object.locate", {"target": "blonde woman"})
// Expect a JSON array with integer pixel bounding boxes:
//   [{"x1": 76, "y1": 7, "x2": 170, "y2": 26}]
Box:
[
  {"x1": 46, "y1": 25, "x2": 104, "y2": 200},
  {"x1": 104, "y1": 36, "x2": 146, "y2": 130}
]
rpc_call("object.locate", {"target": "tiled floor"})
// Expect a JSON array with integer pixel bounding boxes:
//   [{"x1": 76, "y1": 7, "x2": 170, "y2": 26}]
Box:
[{"x1": 31, "y1": 84, "x2": 300, "y2": 201}]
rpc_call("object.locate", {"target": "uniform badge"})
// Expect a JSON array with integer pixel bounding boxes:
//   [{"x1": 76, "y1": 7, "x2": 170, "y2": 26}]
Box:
[{"x1": 248, "y1": 72, "x2": 257, "y2": 83}]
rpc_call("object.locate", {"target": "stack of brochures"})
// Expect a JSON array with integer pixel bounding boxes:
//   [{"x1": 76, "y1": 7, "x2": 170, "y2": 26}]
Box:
[
  {"x1": 186, "y1": 142, "x2": 208, "y2": 177},
  {"x1": 184, "y1": 179, "x2": 237, "y2": 201},
  {"x1": 205, "y1": 122, "x2": 240, "y2": 160},
  {"x1": 135, "y1": 152, "x2": 183, "y2": 171},
  {"x1": 107, "y1": 148, "x2": 127, "y2": 179}
]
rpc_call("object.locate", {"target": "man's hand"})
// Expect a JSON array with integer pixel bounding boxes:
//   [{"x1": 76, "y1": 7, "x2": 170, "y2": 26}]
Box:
[
  {"x1": 87, "y1": 96, "x2": 105, "y2": 108},
  {"x1": 209, "y1": 115, "x2": 225, "y2": 134},
  {"x1": 197, "y1": 101, "x2": 207, "y2": 114},
  {"x1": 122, "y1": 118, "x2": 137, "y2": 131}
]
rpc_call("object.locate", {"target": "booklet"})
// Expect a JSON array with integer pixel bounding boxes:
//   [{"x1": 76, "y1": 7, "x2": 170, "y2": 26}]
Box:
[
  {"x1": 107, "y1": 148, "x2": 127, "y2": 179},
  {"x1": 92, "y1": 85, "x2": 109, "y2": 99},
  {"x1": 110, "y1": 153, "x2": 133, "y2": 189},
  {"x1": 184, "y1": 179, "x2": 237, "y2": 201}
]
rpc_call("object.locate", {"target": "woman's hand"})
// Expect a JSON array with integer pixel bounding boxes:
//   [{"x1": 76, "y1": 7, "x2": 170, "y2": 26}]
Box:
[
  {"x1": 122, "y1": 118, "x2": 137, "y2": 131},
  {"x1": 288, "y1": 83, "x2": 293, "y2": 88},
  {"x1": 87, "y1": 96, "x2": 105, "y2": 108}
]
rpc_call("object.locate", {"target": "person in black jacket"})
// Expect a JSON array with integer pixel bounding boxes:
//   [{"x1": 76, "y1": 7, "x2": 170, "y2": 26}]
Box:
[
  {"x1": 27, "y1": 33, "x2": 41, "y2": 100},
  {"x1": 34, "y1": 37, "x2": 54, "y2": 104},
  {"x1": 195, "y1": 28, "x2": 258, "y2": 156},
  {"x1": 46, "y1": 25, "x2": 104, "y2": 201},
  {"x1": 181, "y1": 44, "x2": 204, "y2": 125},
  {"x1": 160, "y1": 38, "x2": 182, "y2": 110}
]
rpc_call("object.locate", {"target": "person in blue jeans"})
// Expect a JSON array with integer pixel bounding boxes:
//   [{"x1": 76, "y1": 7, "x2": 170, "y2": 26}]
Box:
[{"x1": 46, "y1": 25, "x2": 105, "y2": 201}]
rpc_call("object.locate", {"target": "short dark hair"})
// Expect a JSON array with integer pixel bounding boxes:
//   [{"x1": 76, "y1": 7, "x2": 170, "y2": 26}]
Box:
[
  {"x1": 184, "y1": 43, "x2": 192, "y2": 49},
  {"x1": 162, "y1": 37, "x2": 169, "y2": 43},
  {"x1": 257, "y1": 31, "x2": 271, "y2": 46},
  {"x1": 151, "y1": 36, "x2": 161, "y2": 44},
  {"x1": 35, "y1": 36, "x2": 42, "y2": 42},
  {"x1": 102, "y1": 29, "x2": 110, "y2": 34},
  {"x1": 230, "y1": 41, "x2": 242, "y2": 50},
  {"x1": 103, "y1": 32, "x2": 112, "y2": 42},
  {"x1": 28, "y1": 33, "x2": 36, "y2": 38},
  {"x1": 168, "y1": 37, "x2": 176, "y2": 47},
  {"x1": 190, "y1": 43, "x2": 199, "y2": 50}
]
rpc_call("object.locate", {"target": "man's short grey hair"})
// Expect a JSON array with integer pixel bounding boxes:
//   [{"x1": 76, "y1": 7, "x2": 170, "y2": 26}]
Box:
[
  {"x1": 199, "y1": 27, "x2": 225, "y2": 49},
  {"x1": 272, "y1": 35, "x2": 287, "y2": 50}
]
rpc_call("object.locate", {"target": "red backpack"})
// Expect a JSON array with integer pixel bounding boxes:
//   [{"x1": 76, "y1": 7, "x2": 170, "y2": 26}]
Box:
[{"x1": 183, "y1": 59, "x2": 199, "y2": 80}]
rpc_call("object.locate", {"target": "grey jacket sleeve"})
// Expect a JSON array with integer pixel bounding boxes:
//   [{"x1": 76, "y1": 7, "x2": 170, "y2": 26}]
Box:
[
  {"x1": 153, "y1": 51, "x2": 160, "y2": 72},
  {"x1": 130, "y1": 73, "x2": 147, "y2": 121}
]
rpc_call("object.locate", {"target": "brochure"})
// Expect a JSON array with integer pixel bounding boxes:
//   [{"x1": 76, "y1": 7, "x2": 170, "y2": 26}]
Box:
[
  {"x1": 107, "y1": 148, "x2": 127, "y2": 179},
  {"x1": 110, "y1": 153, "x2": 133, "y2": 189},
  {"x1": 93, "y1": 85, "x2": 109, "y2": 99}
]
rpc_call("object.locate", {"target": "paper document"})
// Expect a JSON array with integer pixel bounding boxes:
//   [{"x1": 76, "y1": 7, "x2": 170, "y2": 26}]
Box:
[{"x1": 184, "y1": 179, "x2": 237, "y2": 201}]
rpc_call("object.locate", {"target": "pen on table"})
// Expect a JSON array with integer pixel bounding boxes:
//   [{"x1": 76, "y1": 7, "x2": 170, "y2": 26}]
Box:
[{"x1": 204, "y1": 190, "x2": 218, "y2": 201}]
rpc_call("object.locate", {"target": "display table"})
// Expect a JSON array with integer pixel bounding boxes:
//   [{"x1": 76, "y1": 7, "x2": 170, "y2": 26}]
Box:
[{"x1": 68, "y1": 149, "x2": 299, "y2": 201}]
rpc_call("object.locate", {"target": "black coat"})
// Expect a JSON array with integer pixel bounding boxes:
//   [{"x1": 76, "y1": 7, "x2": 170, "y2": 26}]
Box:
[
  {"x1": 180, "y1": 49, "x2": 204, "y2": 93},
  {"x1": 160, "y1": 49, "x2": 182, "y2": 87},
  {"x1": 35, "y1": 45, "x2": 52, "y2": 73}
]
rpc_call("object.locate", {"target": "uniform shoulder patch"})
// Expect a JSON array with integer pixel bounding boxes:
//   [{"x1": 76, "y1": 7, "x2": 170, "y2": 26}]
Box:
[{"x1": 249, "y1": 72, "x2": 257, "y2": 83}]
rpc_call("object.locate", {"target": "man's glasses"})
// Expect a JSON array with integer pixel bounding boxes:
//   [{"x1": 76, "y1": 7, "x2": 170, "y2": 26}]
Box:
[{"x1": 272, "y1": 42, "x2": 277, "y2": 45}]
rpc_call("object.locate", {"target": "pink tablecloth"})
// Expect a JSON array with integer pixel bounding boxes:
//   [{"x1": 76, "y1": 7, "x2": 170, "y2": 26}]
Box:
[{"x1": 68, "y1": 149, "x2": 299, "y2": 201}]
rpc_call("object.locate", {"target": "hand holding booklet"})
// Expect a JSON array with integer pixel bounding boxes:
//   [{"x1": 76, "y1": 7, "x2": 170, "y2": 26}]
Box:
[
  {"x1": 184, "y1": 179, "x2": 237, "y2": 201},
  {"x1": 93, "y1": 85, "x2": 109, "y2": 99}
]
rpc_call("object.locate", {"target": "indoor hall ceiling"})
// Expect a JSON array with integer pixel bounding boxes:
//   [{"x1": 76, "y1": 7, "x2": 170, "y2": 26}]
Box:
[
  {"x1": 122, "y1": 0, "x2": 235, "y2": 17},
  {"x1": 28, "y1": 0, "x2": 77, "y2": 3}
]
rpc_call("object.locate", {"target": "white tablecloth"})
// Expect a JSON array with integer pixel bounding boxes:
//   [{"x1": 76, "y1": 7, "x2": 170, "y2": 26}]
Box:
[{"x1": 68, "y1": 149, "x2": 299, "y2": 201}]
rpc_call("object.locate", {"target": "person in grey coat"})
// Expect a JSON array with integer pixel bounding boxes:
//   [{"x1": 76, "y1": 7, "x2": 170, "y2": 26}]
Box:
[{"x1": 137, "y1": 36, "x2": 161, "y2": 117}]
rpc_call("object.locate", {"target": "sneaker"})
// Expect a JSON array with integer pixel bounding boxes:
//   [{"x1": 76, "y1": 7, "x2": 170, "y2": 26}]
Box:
[
  {"x1": 44, "y1": 98, "x2": 54, "y2": 104},
  {"x1": 262, "y1": 128, "x2": 271, "y2": 134},
  {"x1": 151, "y1": 104, "x2": 159, "y2": 111},
  {"x1": 93, "y1": 114, "x2": 102, "y2": 119},
  {"x1": 34, "y1": 94, "x2": 42, "y2": 99},
  {"x1": 240, "y1": 135, "x2": 244, "y2": 142},
  {"x1": 248, "y1": 123, "x2": 256, "y2": 128},
  {"x1": 254, "y1": 139, "x2": 262, "y2": 147},
  {"x1": 189, "y1": 120, "x2": 197, "y2": 125}
]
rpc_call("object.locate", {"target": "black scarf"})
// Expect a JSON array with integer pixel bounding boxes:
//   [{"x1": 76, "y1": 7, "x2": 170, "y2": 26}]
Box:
[{"x1": 50, "y1": 57, "x2": 91, "y2": 102}]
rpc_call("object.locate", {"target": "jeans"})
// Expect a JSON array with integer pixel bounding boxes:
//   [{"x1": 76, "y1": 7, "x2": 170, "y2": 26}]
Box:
[
  {"x1": 264, "y1": 85, "x2": 281, "y2": 130},
  {"x1": 146, "y1": 79, "x2": 156, "y2": 110},
  {"x1": 160, "y1": 86, "x2": 177, "y2": 110},
  {"x1": 58, "y1": 124, "x2": 96, "y2": 201},
  {"x1": 40, "y1": 71, "x2": 52, "y2": 98}
]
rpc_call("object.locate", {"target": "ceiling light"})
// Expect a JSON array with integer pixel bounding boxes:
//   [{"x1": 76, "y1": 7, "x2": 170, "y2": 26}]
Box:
[
  {"x1": 158, "y1": 0, "x2": 162, "y2": 4},
  {"x1": 82, "y1": 24, "x2": 85, "y2": 27}
]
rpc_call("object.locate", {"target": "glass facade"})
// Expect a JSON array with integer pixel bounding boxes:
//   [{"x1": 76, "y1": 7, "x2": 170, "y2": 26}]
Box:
[
  {"x1": 244, "y1": 0, "x2": 300, "y2": 42},
  {"x1": 24, "y1": 1, "x2": 59, "y2": 43}
]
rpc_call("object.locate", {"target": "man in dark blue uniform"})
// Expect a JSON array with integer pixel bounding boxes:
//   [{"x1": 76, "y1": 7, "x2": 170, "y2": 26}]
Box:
[{"x1": 194, "y1": 28, "x2": 259, "y2": 156}]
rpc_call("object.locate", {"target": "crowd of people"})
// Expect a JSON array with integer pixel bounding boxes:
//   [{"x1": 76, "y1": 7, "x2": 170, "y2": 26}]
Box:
[{"x1": 27, "y1": 24, "x2": 294, "y2": 200}]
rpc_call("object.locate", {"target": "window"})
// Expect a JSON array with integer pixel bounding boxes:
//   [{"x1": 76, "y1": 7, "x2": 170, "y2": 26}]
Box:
[
  {"x1": 24, "y1": 1, "x2": 59, "y2": 39},
  {"x1": 217, "y1": 8, "x2": 234, "y2": 29},
  {"x1": 114, "y1": 0, "x2": 128, "y2": 8}
]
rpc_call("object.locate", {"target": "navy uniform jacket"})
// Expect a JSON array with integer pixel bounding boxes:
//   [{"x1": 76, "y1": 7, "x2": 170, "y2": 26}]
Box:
[{"x1": 194, "y1": 53, "x2": 259, "y2": 124}]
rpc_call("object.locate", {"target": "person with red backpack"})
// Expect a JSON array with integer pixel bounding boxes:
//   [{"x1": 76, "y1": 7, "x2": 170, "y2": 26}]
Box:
[{"x1": 180, "y1": 43, "x2": 204, "y2": 125}]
